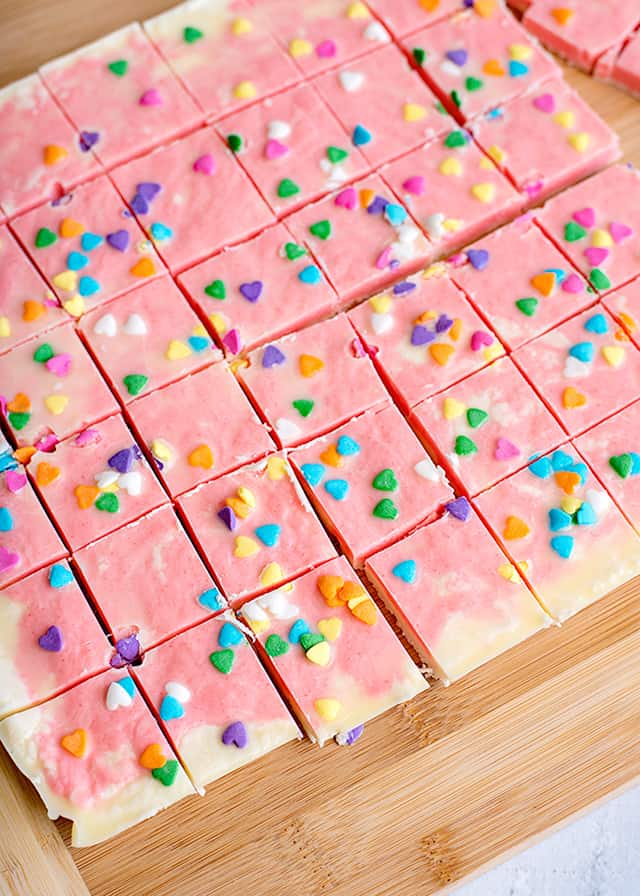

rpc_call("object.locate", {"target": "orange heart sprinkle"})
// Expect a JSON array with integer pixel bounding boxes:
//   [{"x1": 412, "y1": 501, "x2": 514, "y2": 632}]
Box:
[
  {"x1": 338, "y1": 580, "x2": 366, "y2": 604},
  {"x1": 483, "y1": 59, "x2": 505, "y2": 76},
  {"x1": 554, "y1": 470, "x2": 581, "y2": 495},
  {"x1": 299, "y1": 354, "x2": 324, "y2": 377},
  {"x1": 22, "y1": 300, "x2": 46, "y2": 322},
  {"x1": 43, "y1": 144, "x2": 68, "y2": 166},
  {"x1": 429, "y1": 343, "x2": 455, "y2": 366},
  {"x1": 139, "y1": 743, "x2": 166, "y2": 770},
  {"x1": 36, "y1": 461, "x2": 60, "y2": 487},
  {"x1": 75, "y1": 484, "x2": 100, "y2": 508},
  {"x1": 225, "y1": 495, "x2": 252, "y2": 519},
  {"x1": 14, "y1": 446, "x2": 36, "y2": 465},
  {"x1": 503, "y1": 515, "x2": 530, "y2": 540},
  {"x1": 551, "y1": 7, "x2": 574, "y2": 26},
  {"x1": 474, "y1": 0, "x2": 497, "y2": 16},
  {"x1": 562, "y1": 386, "x2": 587, "y2": 409},
  {"x1": 359, "y1": 189, "x2": 375, "y2": 209},
  {"x1": 59, "y1": 217, "x2": 84, "y2": 238},
  {"x1": 130, "y1": 257, "x2": 156, "y2": 278},
  {"x1": 188, "y1": 444, "x2": 214, "y2": 469},
  {"x1": 319, "y1": 444, "x2": 343, "y2": 468},
  {"x1": 419, "y1": 0, "x2": 439, "y2": 10},
  {"x1": 449, "y1": 318, "x2": 462, "y2": 341},
  {"x1": 349, "y1": 597, "x2": 378, "y2": 625},
  {"x1": 60, "y1": 728, "x2": 88, "y2": 759},
  {"x1": 7, "y1": 393, "x2": 31, "y2": 413},
  {"x1": 317, "y1": 574, "x2": 345, "y2": 605},
  {"x1": 530, "y1": 272, "x2": 556, "y2": 296}
]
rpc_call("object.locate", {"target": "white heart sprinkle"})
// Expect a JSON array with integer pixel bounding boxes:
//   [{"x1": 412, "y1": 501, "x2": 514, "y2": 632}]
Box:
[
  {"x1": 268, "y1": 119, "x2": 291, "y2": 140},
  {"x1": 414, "y1": 458, "x2": 440, "y2": 482},
  {"x1": 106, "y1": 680, "x2": 133, "y2": 711},
  {"x1": 440, "y1": 59, "x2": 463, "y2": 77},
  {"x1": 585, "y1": 488, "x2": 611, "y2": 519},
  {"x1": 241, "y1": 601, "x2": 270, "y2": 624},
  {"x1": 165, "y1": 681, "x2": 191, "y2": 703},
  {"x1": 94, "y1": 313, "x2": 117, "y2": 337},
  {"x1": 95, "y1": 470, "x2": 119, "y2": 490},
  {"x1": 563, "y1": 356, "x2": 590, "y2": 379},
  {"x1": 364, "y1": 21, "x2": 390, "y2": 43},
  {"x1": 424, "y1": 213, "x2": 445, "y2": 239},
  {"x1": 275, "y1": 417, "x2": 302, "y2": 442},
  {"x1": 123, "y1": 313, "x2": 148, "y2": 336},
  {"x1": 371, "y1": 312, "x2": 393, "y2": 335},
  {"x1": 339, "y1": 70, "x2": 365, "y2": 92},
  {"x1": 119, "y1": 471, "x2": 142, "y2": 496},
  {"x1": 257, "y1": 588, "x2": 299, "y2": 620}
]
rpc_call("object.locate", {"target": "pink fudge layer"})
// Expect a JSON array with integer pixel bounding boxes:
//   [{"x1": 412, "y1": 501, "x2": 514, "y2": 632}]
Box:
[
  {"x1": 178, "y1": 454, "x2": 336, "y2": 604},
  {"x1": 472, "y1": 76, "x2": 620, "y2": 205},
  {"x1": 0, "y1": 75, "x2": 101, "y2": 219},
  {"x1": 523, "y1": 0, "x2": 640, "y2": 72},
  {"x1": 75, "y1": 505, "x2": 225, "y2": 651},
  {"x1": 128, "y1": 363, "x2": 274, "y2": 497},
  {"x1": 411, "y1": 356, "x2": 565, "y2": 496},
  {"x1": 0, "y1": 561, "x2": 111, "y2": 720},
  {"x1": 11, "y1": 174, "x2": 164, "y2": 317},
  {"x1": 536, "y1": 164, "x2": 640, "y2": 294},
  {"x1": 291, "y1": 402, "x2": 453, "y2": 566},
  {"x1": 514, "y1": 305, "x2": 640, "y2": 437},
  {"x1": 239, "y1": 555, "x2": 427, "y2": 745},
  {"x1": 0, "y1": 321, "x2": 118, "y2": 448},
  {"x1": 237, "y1": 313, "x2": 388, "y2": 448},
  {"x1": 313, "y1": 44, "x2": 451, "y2": 168},
  {"x1": 178, "y1": 223, "x2": 338, "y2": 356},
  {"x1": 218, "y1": 83, "x2": 368, "y2": 216},
  {"x1": 348, "y1": 266, "x2": 503, "y2": 410},
  {"x1": 408, "y1": 8, "x2": 560, "y2": 122},
  {"x1": 133, "y1": 613, "x2": 299, "y2": 790},
  {"x1": 0, "y1": 225, "x2": 66, "y2": 354},
  {"x1": 607, "y1": 31, "x2": 640, "y2": 97},
  {"x1": 144, "y1": 0, "x2": 300, "y2": 121},
  {"x1": 286, "y1": 175, "x2": 432, "y2": 305},
  {"x1": 381, "y1": 129, "x2": 522, "y2": 255},
  {"x1": 367, "y1": 0, "x2": 466, "y2": 39},
  {"x1": 111, "y1": 127, "x2": 274, "y2": 274},
  {"x1": 0, "y1": 668, "x2": 194, "y2": 847},
  {"x1": 40, "y1": 23, "x2": 203, "y2": 169},
  {"x1": 603, "y1": 277, "x2": 640, "y2": 349},
  {"x1": 79, "y1": 276, "x2": 220, "y2": 404},
  {"x1": 451, "y1": 214, "x2": 593, "y2": 351},
  {"x1": 366, "y1": 502, "x2": 550, "y2": 683},
  {"x1": 475, "y1": 446, "x2": 640, "y2": 620},
  {"x1": 31, "y1": 414, "x2": 168, "y2": 551}
]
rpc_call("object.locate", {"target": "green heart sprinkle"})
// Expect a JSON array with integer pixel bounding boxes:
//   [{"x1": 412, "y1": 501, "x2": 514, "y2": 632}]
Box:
[
  {"x1": 372, "y1": 468, "x2": 398, "y2": 491},
  {"x1": 204, "y1": 279, "x2": 226, "y2": 299},
  {"x1": 372, "y1": 498, "x2": 399, "y2": 520},
  {"x1": 183, "y1": 26, "x2": 204, "y2": 43},
  {"x1": 309, "y1": 219, "x2": 332, "y2": 240},
  {"x1": 277, "y1": 178, "x2": 300, "y2": 199},
  {"x1": 33, "y1": 343, "x2": 54, "y2": 364},
  {"x1": 152, "y1": 760, "x2": 179, "y2": 787},
  {"x1": 589, "y1": 268, "x2": 611, "y2": 291},
  {"x1": 107, "y1": 59, "x2": 128, "y2": 76},
  {"x1": 227, "y1": 133, "x2": 243, "y2": 153},
  {"x1": 564, "y1": 221, "x2": 586, "y2": 242},
  {"x1": 8, "y1": 412, "x2": 30, "y2": 431},
  {"x1": 299, "y1": 632, "x2": 325, "y2": 651},
  {"x1": 454, "y1": 435, "x2": 477, "y2": 456},
  {"x1": 95, "y1": 493, "x2": 120, "y2": 513},
  {"x1": 609, "y1": 453, "x2": 633, "y2": 478},
  {"x1": 292, "y1": 399, "x2": 314, "y2": 417},
  {"x1": 326, "y1": 146, "x2": 349, "y2": 164},
  {"x1": 465, "y1": 76, "x2": 483, "y2": 92},
  {"x1": 466, "y1": 407, "x2": 488, "y2": 429},
  {"x1": 515, "y1": 297, "x2": 539, "y2": 317},
  {"x1": 123, "y1": 373, "x2": 148, "y2": 396},
  {"x1": 284, "y1": 242, "x2": 307, "y2": 260},
  {"x1": 412, "y1": 47, "x2": 426, "y2": 65},
  {"x1": 265, "y1": 634, "x2": 289, "y2": 657},
  {"x1": 209, "y1": 648, "x2": 234, "y2": 674},
  {"x1": 35, "y1": 227, "x2": 57, "y2": 248},
  {"x1": 444, "y1": 130, "x2": 467, "y2": 148}
]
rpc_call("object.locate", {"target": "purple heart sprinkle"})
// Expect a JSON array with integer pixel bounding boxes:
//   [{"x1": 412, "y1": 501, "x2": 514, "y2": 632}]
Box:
[
  {"x1": 367, "y1": 195, "x2": 388, "y2": 215},
  {"x1": 411, "y1": 325, "x2": 435, "y2": 347},
  {"x1": 221, "y1": 721, "x2": 248, "y2": 748},
  {"x1": 110, "y1": 653, "x2": 126, "y2": 669},
  {"x1": 262, "y1": 344, "x2": 286, "y2": 368},
  {"x1": 115, "y1": 634, "x2": 140, "y2": 663},
  {"x1": 445, "y1": 496, "x2": 471, "y2": 522},
  {"x1": 79, "y1": 130, "x2": 100, "y2": 151},
  {"x1": 393, "y1": 281, "x2": 416, "y2": 296},
  {"x1": 106, "y1": 229, "x2": 130, "y2": 252},
  {"x1": 239, "y1": 280, "x2": 263, "y2": 303},
  {"x1": 137, "y1": 182, "x2": 162, "y2": 201},
  {"x1": 130, "y1": 193, "x2": 149, "y2": 215},
  {"x1": 466, "y1": 248, "x2": 489, "y2": 271},
  {"x1": 446, "y1": 48, "x2": 468, "y2": 67},
  {"x1": 108, "y1": 447, "x2": 135, "y2": 474},
  {"x1": 132, "y1": 444, "x2": 143, "y2": 461},
  {"x1": 218, "y1": 505, "x2": 237, "y2": 531},
  {"x1": 338, "y1": 724, "x2": 364, "y2": 745},
  {"x1": 38, "y1": 625, "x2": 63, "y2": 652},
  {"x1": 435, "y1": 313, "x2": 453, "y2": 334}
]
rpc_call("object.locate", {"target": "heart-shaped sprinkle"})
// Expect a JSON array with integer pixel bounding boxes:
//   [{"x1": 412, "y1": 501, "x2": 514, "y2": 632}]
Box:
[
  {"x1": 222, "y1": 721, "x2": 248, "y2": 748},
  {"x1": 402, "y1": 175, "x2": 425, "y2": 196},
  {"x1": 210, "y1": 648, "x2": 235, "y2": 674},
  {"x1": 339, "y1": 70, "x2": 365, "y2": 92},
  {"x1": 192, "y1": 153, "x2": 216, "y2": 175},
  {"x1": 61, "y1": 729, "x2": 88, "y2": 758},
  {"x1": 38, "y1": 625, "x2": 63, "y2": 652},
  {"x1": 372, "y1": 468, "x2": 398, "y2": 491},
  {"x1": 336, "y1": 435, "x2": 360, "y2": 456},
  {"x1": 372, "y1": 498, "x2": 398, "y2": 520},
  {"x1": 79, "y1": 130, "x2": 100, "y2": 151},
  {"x1": 139, "y1": 87, "x2": 163, "y2": 106},
  {"x1": 160, "y1": 695, "x2": 185, "y2": 721},
  {"x1": 255, "y1": 524, "x2": 281, "y2": 547},
  {"x1": 45, "y1": 353, "x2": 72, "y2": 377},
  {"x1": 140, "y1": 743, "x2": 166, "y2": 769},
  {"x1": 392, "y1": 559, "x2": 417, "y2": 583},
  {"x1": 334, "y1": 186, "x2": 357, "y2": 209},
  {"x1": 446, "y1": 48, "x2": 468, "y2": 66},
  {"x1": 324, "y1": 478, "x2": 349, "y2": 500},
  {"x1": 222, "y1": 328, "x2": 242, "y2": 355},
  {"x1": 239, "y1": 280, "x2": 263, "y2": 302},
  {"x1": 151, "y1": 758, "x2": 179, "y2": 786},
  {"x1": 466, "y1": 248, "x2": 490, "y2": 270},
  {"x1": 262, "y1": 344, "x2": 286, "y2": 368},
  {"x1": 49, "y1": 563, "x2": 73, "y2": 588},
  {"x1": 533, "y1": 92, "x2": 555, "y2": 113},
  {"x1": 265, "y1": 139, "x2": 289, "y2": 160},
  {"x1": 572, "y1": 207, "x2": 595, "y2": 228},
  {"x1": 503, "y1": 515, "x2": 530, "y2": 539},
  {"x1": 198, "y1": 587, "x2": 222, "y2": 610},
  {"x1": 353, "y1": 124, "x2": 372, "y2": 146},
  {"x1": 561, "y1": 273, "x2": 584, "y2": 294},
  {"x1": 584, "y1": 247, "x2": 609, "y2": 266},
  {"x1": 609, "y1": 220, "x2": 633, "y2": 243},
  {"x1": 218, "y1": 621, "x2": 245, "y2": 648},
  {"x1": 217, "y1": 506, "x2": 237, "y2": 531},
  {"x1": 108, "y1": 447, "x2": 135, "y2": 474},
  {"x1": 234, "y1": 535, "x2": 259, "y2": 557},
  {"x1": 516, "y1": 297, "x2": 539, "y2": 318},
  {"x1": 106, "y1": 230, "x2": 130, "y2": 252},
  {"x1": 470, "y1": 330, "x2": 493, "y2": 351},
  {"x1": 94, "y1": 313, "x2": 117, "y2": 337},
  {"x1": 494, "y1": 437, "x2": 520, "y2": 460},
  {"x1": 106, "y1": 678, "x2": 135, "y2": 710},
  {"x1": 445, "y1": 496, "x2": 471, "y2": 521},
  {"x1": 0, "y1": 545, "x2": 19, "y2": 573}
]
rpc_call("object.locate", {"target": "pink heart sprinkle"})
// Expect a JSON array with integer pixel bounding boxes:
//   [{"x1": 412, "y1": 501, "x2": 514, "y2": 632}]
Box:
[
  {"x1": 35, "y1": 433, "x2": 58, "y2": 452},
  {"x1": 334, "y1": 186, "x2": 357, "y2": 209},
  {"x1": 494, "y1": 437, "x2": 520, "y2": 461},
  {"x1": 350, "y1": 337, "x2": 366, "y2": 358},
  {"x1": 74, "y1": 428, "x2": 101, "y2": 447},
  {"x1": 584, "y1": 247, "x2": 609, "y2": 266},
  {"x1": 139, "y1": 88, "x2": 163, "y2": 107},
  {"x1": 376, "y1": 247, "x2": 392, "y2": 270},
  {"x1": 609, "y1": 220, "x2": 633, "y2": 243},
  {"x1": 524, "y1": 179, "x2": 544, "y2": 198},
  {"x1": 316, "y1": 39, "x2": 336, "y2": 58},
  {"x1": 0, "y1": 545, "x2": 20, "y2": 573},
  {"x1": 45, "y1": 353, "x2": 72, "y2": 377},
  {"x1": 193, "y1": 153, "x2": 216, "y2": 175},
  {"x1": 6, "y1": 470, "x2": 26, "y2": 493},
  {"x1": 222, "y1": 328, "x2": 242, "y2": 355},
  {"x1": 264, "y1": 139, "x2": 289, "y2": 160},
  {"x1": 402, "y1": 175, "x2": 425, "y2": 196},
  {"x1": 572, "y1": 207, "x2": 595, "y2": 228},
  {"x1": 470, "y1": 330, "x2": 493, "y2": 351},
  {"x1": 532, "y1": 93, "x2": 555, "y2": 114},
  {"x1": 561, "y1": 273, "x2": 584, "y2": 294}
]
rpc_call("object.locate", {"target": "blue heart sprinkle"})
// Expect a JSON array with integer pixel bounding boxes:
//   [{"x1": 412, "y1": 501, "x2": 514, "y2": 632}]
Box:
[
  {"x1": 160, "y1": 695, "x2": 184, "y2": 721},
  {"x1": 548, "y1": 508, "x2": 571, "y2": 532},
  {"x1": 48, "y1": 563, "x2": 74, "y2": 589},
  {"x1": 528, "y1": 455, "x2": 553, "y2": 478},
  {"x1": 568, "y1": 341, "x2": 594, "y2": 362},
  {"x1": 218, "y1": 621, "x2": 244, "y2": 647},
  {"x1": 551, "y1": 450, "x2": 574, "y2": 472},
  {"x1": 0, "y1": 452, "x2": 18, "y2": 472},
  {"x1": 81, "y1": 232, "x2": 103, "y2": 251},
  {"x1": 584, "y1": 312, "x2": 608, "y2": 334},
  {"x1": 570, "y1": 462, "x2": 588, "y2": 485},
  {"x1": 324, "y1": 478, "x2": 349, "y2": 501},
  {"x1": 509, "y1": 60, "x2": 529, "y2": 77},
  {"x1": 385, "y1": 203, "x2": 407, "y2": 226},
  {"x1": 544, "y1": 267, "x2": 566, "y2": 283},
  {"x1": 198, "y1": 587, "x2": 222, "y2": 611},
  {"x1": 78, "y1": 275, "x2": 100, "y2": 296},
  {"x1": 255, "y1": 524, "x2": 281, "y2": 547},
  {"x1": 0, "y1": 507, "x2": 13, "y2": 532},
  {"x1": 392, "y1": 559, "x2": 417, "y2": 584},
  {"x1": 188, "y1": 335, "x2": 210, "y2": 352},
  {"x1": 288, "y1": 619, "x2": 311, "y2": 644},
  {"x1": 150, "y1": 222, "x2": 173, "y2": 241},
  {"x1": 631, "y1": 452, "x2": 640, "y2": 476},
  {"x1": 301, "y1": 463, "x2": 325, "y2": 486},
  {"x1": 67, "y1": 251, "x2": 89, "y2": 271},
  {"x1": 298, "y1": 264, "x2": 321, "y2": 285},
  {"x1": 336, "y1": 435, "x2": 360, "y2": 456},
  {"x1": 117, "y1": 675, "x2": 136, "y2": 698},
  {"x1": 550, "y1": 535, "x2": 574, "y2": 559},
  {"x1": 353, "y1": 124, "x2": 372, "y2": 146},
  {"x1": 576, "y1": 501, "x2": 597, "y2": 525}
]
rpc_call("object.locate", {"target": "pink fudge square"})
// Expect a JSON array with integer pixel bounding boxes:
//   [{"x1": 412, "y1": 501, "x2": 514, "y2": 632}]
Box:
[
  {"x1": 365, "y1": 503, "x2": 549, "y2": 683},
  {"x1": 0, "y1": 463, "x2": 65, "y2": 588},
  {"x1": 451, "y1": 214, "x2": 593, "y2": 351},
  {"x1": 238, "y1": 555, "x2": 427, "y2": 745},
  {"x1": 178, "y1": 223, "x2": 337, "y2": 356},
  {"x1": 472, "y1": 77, "x2": 620, "y2": 205},
  {"x1": 514, "y1": 305, "x2": 640, "y2": 437},
  {"x1": 0, "y1": 224, "x2": 67, "y2": 354},
  {"x1": 602, "y1": 277, "x2": 640, "y2": 349},
  {"x1": 348, "y1": 267, "x2": 503, "y2": 410},
  {"x1": 410, "y1": 356, "x2": 565, "y2": 496},
  {"x1": 408, "y1": 8, "x2": 560, "y2": 122},
  {"x1": 11, "y1": 174, "x2": 164, "y2": 316},
  {"x1": 0, "y1": 75, "x2": 101, "y2": 219},
  {"x1": 31, "y1": 414, "x2": 168, "y2": 551},
  {"x1": 111, "y1": 127, "x2": 274, "y2": 274},
  {"x1": 286, "y1": 175, "x2": 432, "y2": 305},
  {"x1": 0, "y1": 321, "x2": 119, "y2": 448},
  {"x1": 367, "y1": 0, "x2": 466, "y2": 39},
  {"x1": 74, "y1": 505, "x2": 226, "y2": 651},
  {"x1": 0, "y1": 668, "x2": 194, "y2": 847},
  {"x1": 381, "y1": 129, "x2": 522, "y2": 255},
  {"x1": 178, "y1": 454, "x2": 337, "y2": 604},
  {"x1": 475, "y1": 445, "x2": 640, "y2": 620},
  {"x1": 218, "y1": 83, "x2": 368, "y2": 216},
  {"x1": 536, "y1": 164, "x2": 640, "y2": 294},
  {"x1": 0, "y1": 560, "x2": 111, "y2": 720},
  {"x1": 238, "y1": 313, "x2": 388, "y2": 448},
  {"x1": 313, "y1": 44, "x2": 452, "y2": 168},
  {"x1": 144, "y1": 0, "x2": 301, "y2": 121},
  {"x1": 132, "y1": 613, "x2": 299, "y2": 789},
  {"x1": 79, "y1": 276, "x2": 220, "y2": 404},
  {"x1": 40, "y1": 24, "x2": 203, "y2": 170},
  {"x1": 127, "y1": 363, "x2": 274, "y2": 497},
  {"x1": 291, "y1": 402, "x2": 454, "y2": 567}
]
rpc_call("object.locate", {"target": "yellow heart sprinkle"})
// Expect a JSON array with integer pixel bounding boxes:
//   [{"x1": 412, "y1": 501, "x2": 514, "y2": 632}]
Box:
[
  {"x1": 498, "y1": 563, "x2": 519, "y2": 583},
  {"x1": 192, "y1": 323, "x2": 208, "y2": 338},
  {"x1": 346, "y1": 1, "x2": 370, "y2": 18},
  {"x1": 62, "y1": 295, "x2": 85, "y2": 318},
  {"x1": 209, "y1": 312, "x2": 227, "y2": 334},
  {"x1": 403, "y1": 102, "x2": 427, "y2": 122},
  {"x1": 509, "y1": 43, "x2": 533, "y2": 61},
  {"x1": 370, "y1": 293, "x2": 392, "y2": 314},
  {"x1": 59, "y1": 217, "x2": 84, "y2": 238},
  {"x1": 44, "y1": 394, "x2": 69, "y2": 415},
  {"x1": 317, "y1": 617, "x2": 342, "y2": 641},
  {"x1": 151, "y1": 439, "x2": 173, "y2": 461},
  {"x1": 483, "y1": 343, "x2": 503, "y2": 362},
  {"x1": 443, "y1": 397, "x2": 466, "y2": 419},
  {"x1": 259, "y1": 561, "x2": 284, "y2": 587},
  {"x1": 233, "y1": 80, "x2": 256, "y2": 100},
  {"x1": 560, "y1": 496, "x2": 582, "y2": 515},
  {"x1": 188, "y1": 444, "x2": 214, "y2": 468},
  {"x1": 314, "y1": 698, "x2": 341, "y2": 721},
  {"x1": 306, "y1": 641, "x2": 331, "y2": 666},
  {"x1": 601, "y1": 345, "x2": 625, "y2": 367},
  {"x1": 443, "y1": 218, "x2": 462, "y2": 232},
  {"x1": 289, "y1": 38, "x2": 312, "y2": 57},
  {"x1": 234, "y1": 535, "x2": 259, "y2": 558},
  {"x1": 439, "y1": 156, "x2": 462, "y2": 176},
  {"x1": 43, "y1": 144, "x2": 68, "y2": 166},
  {"x1": 266, "y1": 456, "x2": 287, "y2": 480},
  {"x1": 479, "y1": 155, "x2": 495, "y2": 170},
  {"x1": 487, "y1": 144, "x2": 506, "y2": 164},
  {"x1": 225, "y1": 496, "x2": 252, "y2": 519},
  {"x1": 248, "y1": 617, "x2": 270, "y2": 635},
  {"x1": 553, "y1": 109, "x2": 575, "y2": 129},
  {"x1": 231, "y1": 16, "x2": 253, "y2": 35},
  {"x1": 237, "y1": 486, "x2": 256, "y2": 507},
  {"x1": 166, "y1": 339, "x2": 192, "y2": 360},
  {"x1": 470, "y1": 182, "x2": 495, "y2": 203},
  {"x1": 474, "y1": 0, "x2": 497, "y2": 16},
  {"x1": 568, "y1": 132, "x2": 590, "y2": 153},
  {"x1": 591, "y1": 228, "x2": 613, "y2": 248},
  {"x1": 53, "y1": 270, "x2": 78, "y2": 292},
  {"x1": 0, "y1": 316, "x2": 10, "y2": 338},
  {"x1": 422, "y1": 262, "x2": 447, "y2": 279}
]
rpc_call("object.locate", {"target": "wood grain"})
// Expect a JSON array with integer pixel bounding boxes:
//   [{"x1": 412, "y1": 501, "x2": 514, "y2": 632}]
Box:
[{"x1": 1, "y1": 3, "x2": 640, "y2": 895}]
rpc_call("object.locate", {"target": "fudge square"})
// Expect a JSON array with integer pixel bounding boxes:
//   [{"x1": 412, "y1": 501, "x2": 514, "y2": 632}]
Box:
[
  {"x1": 0, "y1": 74, "x2": 101, "y2": 219},
  {"x1": 367, "y1": 0, "x2": 466, "y2": 40},
  {"x1": 365, "y1": 499, "x2": 550, "y2": 683},
  {"x1": 475, "y1": 446, "x2": 640, "y2": 621},
  {"x1": 348, "y1": 266, "x2": 503, "y2": 410},
  {"x1": 143, "y1": 0, "x2": 300, "y2": 122},
  {"x1": 238, "y1": 555, "x2": 427, "y2": 745},
  {"x1": 127, "y1": 363, "x2": 274, "y2": 497},
  {"x1": 0, "y1": 321, "x2": 118, "y2": 448},
  {"x1": 132, "y1": 613, "x2": 299, "y2": 791},
  {"x1": 111, "y1": 127, "x2": 274, "y2": 274},
  {"x1": 31, "y1": 414, "x2": 168, "y2": 552},
  {"x1": 603, "y1": 277, "x2": 640, "y2": 348},
  {"x1": 40, "y1": 23, "x2": 203, "y2": 170},
  {"x1": 237, "y1": 313, "x2": 388, "y2": 448},
  {"x1": 0, "y1": 560, "x2": 111, "y2": 720},
  {"x1": 74, "y1": 505, "x2": 226, "y2": 654},
  {"x1": 0, "y1": 668, "x2": 195, "y2": 847},
  {"x1": 291, "y1": 402, "x2": 454, "y2": 567},
  {"x1": 451, "y1": 214, "x2": 592, "y2": 351},
  {"x1": 177, "y1": 455, "x2": 336, "y2": 605},
  {"x1": 178, "y1": 223, "x2": 338, "y2": 357},
  {"x1": 0, "y1": 224, "x2": 67, "y2": 355},
  {"x1": 410, "y1": 356, "x2": 565, "y2": 497},
  {"x1": 313, "y1": 44, "x2": 451, "y2": 169},
  {"x1": 536, "y1": 164, "x2": 640, "y2": 294},
  {"x1": 471, "y1": 76, "x2": 620, "y2": 205},
  {"x1": 513, "y1": 306, "x2": 640, "y2": 437},
  {"x1": 79, "y1": 276, "x2": 220, "y2": 404},
  {"x1": 381, "y1": 128, "x2": 522, "y2": 256},
  {"x1": 286, "y1": 175, "x2": 432, "y2": 305},
  {"x1": 218, "y1": 82, "x2": 368, "y2": 217},
  {"x1": 11, "y1": 174, "x2": 164, "y2": 318}
]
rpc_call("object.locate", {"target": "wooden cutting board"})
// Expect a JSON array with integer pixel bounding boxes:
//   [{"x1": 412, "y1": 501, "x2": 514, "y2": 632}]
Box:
[{"x1": 2, "y1": 4, "x2": 640, "y2": 895}]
